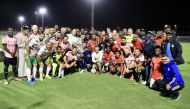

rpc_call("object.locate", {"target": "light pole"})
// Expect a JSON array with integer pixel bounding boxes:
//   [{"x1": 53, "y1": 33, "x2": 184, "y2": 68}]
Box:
[
  {"x1": 18, "y1": 16, "x2": 25, "y2": 26},
  {"x1": 35, "y1": 11, "x2": 39, "y2": 26},
  {"x1": 38, "y1": 7, "x2": 47, "y2": 28},
  {"x1": 91, "y1": 0, "x2": 95, "y2": 29}
]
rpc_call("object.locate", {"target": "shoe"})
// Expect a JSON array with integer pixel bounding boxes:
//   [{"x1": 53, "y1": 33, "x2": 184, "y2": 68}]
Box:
[
  {"x1": 40, "y1": 77, "x2": 43, "y2": 81},
  {"x1": 32, "y1": 77, "x2": 39, "y2": 81},
  {"x1": 142, "y1": 81, "x2": 147, "y2": 85},
  {"x1": 45, "y1": 75, "x2": 52, "y2": 79},
  {"x1": 28, "y1": 80, "x2": 34, "y2": 85},
  {"x1": 80, "y1": 69, "x2": 84, "y2": 74},
  {"x1": 134, "y1": 82, "x2": 140, "y2": 85},
  {"x1": 120, "y1": 75, "x2": 124, "y2": 79},
  {"x1": 14, "y1": 77, "x2": 22, "y2": 81},
  {"x1": 4, "y1": 80, "x2": 9, "y2": 85},
  {"x1": 171, "y1": 94, "x2": 181, "y2": 101},
  {"x1": 159, "y1": 92, "x2": 171, "y2": 97}
]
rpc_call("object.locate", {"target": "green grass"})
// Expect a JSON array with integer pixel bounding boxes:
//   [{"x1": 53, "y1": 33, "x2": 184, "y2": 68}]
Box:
[{"x1": 0, "y1": 37, "x2": 189, "y2": 109}]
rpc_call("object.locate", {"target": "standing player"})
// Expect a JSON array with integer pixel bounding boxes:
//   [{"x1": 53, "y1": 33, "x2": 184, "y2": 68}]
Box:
[{"x1": 2, "y1": 27, "x2": 21, "y2": 85}]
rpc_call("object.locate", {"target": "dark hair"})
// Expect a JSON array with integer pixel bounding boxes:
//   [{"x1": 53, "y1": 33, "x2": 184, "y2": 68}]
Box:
[
  {"x1": 162, "y1": 54, "x2": 169, "y2": 57},
  {"x1": 56, "y1": 46, "x2": 62, "y2": 50},
  {"x1": 22, "y1": 26, "x2": 29, "y2": 30},
  {"x1": 7, "y1": 27, "x2": 13, "y2": 31}
]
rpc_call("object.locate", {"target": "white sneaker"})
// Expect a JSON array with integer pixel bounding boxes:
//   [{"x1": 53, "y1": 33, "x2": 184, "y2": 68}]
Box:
[
  {"x1": 142, "y1": 81, "x2": 147, "y2": 85},
  {"x1": 80, "y1": 69, "x2": 84, "y2": 74}
]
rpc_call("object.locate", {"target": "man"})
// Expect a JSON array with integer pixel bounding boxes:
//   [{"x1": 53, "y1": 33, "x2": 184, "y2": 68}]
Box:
[
  {"x1": 37, "y1": 41, "x2": 53, "y2": 81},
  {"x1": 16, "y1": 26, "x2": 29, "y2": 78},
  {"x1": 87, "y1": 34, "x2": 97, "y2": 52},
  {"x1": 2, "y1": 27, "x2": 21, "y2": 85},
  {"x1": 83, "y1": 46, "x2": 93, "y2": 72},
  {"x1": 155, "y1": 55, "x2": 185, "y2": 100},
  {"x1": 63, "y1": 46, "x2": 78, "y2": 75},
  {"x1": 125, "y1": 28, "x2": 134, "y2": 43},
  {"x1": 102, "y1": 47, "x2": 115, "y2": 72},
  {"x1": 91, "y1": 46, "x2": 103, "y2": 74},
  {"x1": 162, "y1": 32, "x2": 184, "y2": 65},
  {"x1": 25, "y1": 38, "x2": 40, "y2": 85},
  {"x1": 29, "y1": 25, "x2": 39, "y2": 41}
]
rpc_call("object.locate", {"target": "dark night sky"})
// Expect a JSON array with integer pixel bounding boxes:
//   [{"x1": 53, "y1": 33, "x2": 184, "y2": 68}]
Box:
[{"x1": 0, "y1": 0, "x2": 190, "y2": 30}]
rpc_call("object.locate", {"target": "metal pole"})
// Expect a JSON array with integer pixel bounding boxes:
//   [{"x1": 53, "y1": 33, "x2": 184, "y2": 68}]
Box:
[
  {"x1": 42, "y1": 14, "x2": 44, "y2": 28},
  {"x1": 91, "y1": 0, "x2": 95, "y2": 29}
]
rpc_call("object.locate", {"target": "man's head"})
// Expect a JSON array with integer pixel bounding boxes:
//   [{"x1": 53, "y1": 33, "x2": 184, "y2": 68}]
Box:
[
  {"x1": 61, "y1": 27, "x2": 66, "y2": 34},
  {"x1": 121, "y1": 37, "x2": 126, "y2": 45},
  {"x1": 32, "y1": 25, "x2": 38, "y2": 34},
  {"x1": 49, "y1": 28, "x2": 55, "y2": 35},
  {"x1": 105, "y1": 47, "x2": 111, "y2": 53},
  {"x1": 72, "y1": 46, "x2": 77, "y2": 55},
  {"x1": 44, "y1": 28, "x2": 50, "y2": 35},
  {"x1": 112, "y1": 30, "x2": 118, "y2": 37},
  {"x1": 166, "y1": 32, "x2": 173, "y2": 41},
  {"x1": 127, "y1": 28, "x2": 133, "y2": 35},
  {"x1": 63, "y1": 35, "x2": 69, "y2": 43},
  {"x1": 22, "y1": 26, "x2": 29, "y2": 36},
  {"x1": 95, "y1": 46, "x2": 99, "y2": 53},
  {"x1": 133, "y1": 34, "x2": 139, "y2": 41},
  {"x1": 7, "y1": 27, "x2": 14, "y2": 37},
  {"x1": 46, "y1": 41, "x2": 52, "y2": 51},
  {"x1": 71, "y1": 29, "x2": 77, "y2": 36},
  {"x1": 56, "y1": 46, "x2": 62, "y2": 54},
  {"x1": 154, "y1": 46, "x2": 162, "y2": 56},
  {"x1": 115, "y1": 51, "x2": 121, "y2": 58},
  {"x1": 162, "y1": 54, "x2": 170, "y2": 64},
  {"x1": 39, "y1": 34, "x2": 45, "y2": 41},
  {"x1": 134, "y1": 48, "x2": 141, "y2": 57}
]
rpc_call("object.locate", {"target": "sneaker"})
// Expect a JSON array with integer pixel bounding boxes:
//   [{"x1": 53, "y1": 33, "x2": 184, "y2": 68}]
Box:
[
  {"x1": 120, "y1": 75, "x2": 124, "y2": 79},
  {"x1": 159, "y1": 92, "x2": 171, "y2": 97},
  {"x1": 134, "y1": 82, "x2": 140, "y2": 85},
  {"x1": 171, "y1": 94, "x2": 181, "y2": 101},
  {"x1": 80, "y1": 69, "x2": 84, "y2": 74},
  {"x1": 32, "y1": 77, "x2": 39, "y2": 81},
  {"x1": 142, "y1": 81, "x2": 147, "y2": 85},
  {"x1": 40, "y1": 77, "x2": 44, "y2": 81},
  {"x1": 45, "y1": 75, "x2": 52, "y2": 79},
  {"x1": 4, "y1": 80, "x2": 9, "y2": 85},
  {"x1": 28, "y1": 80, "x2": 34, "y2": 85},
  {"x1": 14, "y1": 77, "x2": 22, "y2": 81}
]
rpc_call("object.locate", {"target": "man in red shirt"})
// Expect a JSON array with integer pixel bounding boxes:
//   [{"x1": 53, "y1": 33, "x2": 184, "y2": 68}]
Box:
[
  {"x1": 150, "y1": 46, "x2": 163, "y2": 88},
  {"x1": 132, "y1": 34, "x2": 144, "y2": 52},
  {"x1": 109, "y1": 51, "x2": 125, "y2": 78},
  {"x1": 102, "y1": 47, "x2": 115, "y2": 72},
  {"x1": 87, "y1": 34, "x2": 97, "y2": 52}
]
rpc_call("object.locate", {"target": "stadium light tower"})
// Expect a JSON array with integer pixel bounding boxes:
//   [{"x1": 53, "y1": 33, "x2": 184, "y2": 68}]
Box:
[
  {"x1": 18, "y1": 16, "x2": 25, "y2": 26},
  {"x1": 91, "y1": 0, "x2": 95, "y2": 29},
  {"x1": 38, "y1": 7, "x2": 47, "y2": 28}
]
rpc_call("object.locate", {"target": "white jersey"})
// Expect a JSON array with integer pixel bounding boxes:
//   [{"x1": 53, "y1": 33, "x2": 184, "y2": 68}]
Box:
[
  {"x1": 38, "y1": 45, "x2": 52, "y2": 58},
  {"x1": 28, "y1": 39, "x2": 40, "y2": 57}
]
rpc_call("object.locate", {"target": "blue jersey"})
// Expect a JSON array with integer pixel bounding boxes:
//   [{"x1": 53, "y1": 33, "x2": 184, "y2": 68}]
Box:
[
  {"x1": 163, "y1": 61, "x2": 185, "y2": 89},
  {"x1": 83, "y1": 50, "x2": 92, "y2": 65}
]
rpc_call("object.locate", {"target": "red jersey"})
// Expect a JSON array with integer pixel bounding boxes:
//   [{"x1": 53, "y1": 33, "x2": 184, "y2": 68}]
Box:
[
  {"x1": 103, "y1": 51, "x2": 115, "y2": 63},
  {"x1": 112, "y1": 55, "x2": 125, "y2": 65},
  {"x1": 132, "y1": 38, "x2": 143, "y2": 52},
  {"x1": 151, "y1": 56, "x2": 162, "y2": 79},
  {"x1": 87, "y1": 40, "x2": 96, "y2": 51},
  {"x1": 155, "y1": 38, "x2": 163, "y2": 46},
  {"x1": 114, "y1": 36, "x2": 122, "y2": 45}
]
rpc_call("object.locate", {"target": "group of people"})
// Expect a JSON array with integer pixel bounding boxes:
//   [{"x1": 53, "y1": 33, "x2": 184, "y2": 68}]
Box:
[{"x1": 1, "y1": 24, "x2": 185, "y2": 100}]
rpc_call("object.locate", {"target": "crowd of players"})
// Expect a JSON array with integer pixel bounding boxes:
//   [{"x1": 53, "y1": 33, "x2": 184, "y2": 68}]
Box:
[{"x1": 1, "y1": 24, "x2": 185, "y2": 100}]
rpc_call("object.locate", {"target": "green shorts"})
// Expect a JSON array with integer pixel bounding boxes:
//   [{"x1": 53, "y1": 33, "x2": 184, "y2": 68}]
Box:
[
  {"x1": 26, "y1": 57, "x2": 38, "y2": 67},
  {"x1": 41, "y1": 57, "x2": 53, "y2": 65}
]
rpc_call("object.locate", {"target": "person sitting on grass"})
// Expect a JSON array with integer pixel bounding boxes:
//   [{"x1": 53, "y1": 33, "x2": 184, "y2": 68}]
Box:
[
  {"x1": 102, "y1": 47, "x2": 115, "y2": 73},
  {"x1": 155, "y1": 54, "x2": 185, "y2": 100},
  {"x1": 63, "y1": 46, "x2": 78, "y2": 75},
  {"x1": 91, "y1": 46, "x2": 103, "y2": 74},
  {"x1": 123, "y1": 49, "x2": 135, "y2": 80},
  {"x1": 133, "y1": 48, "x2": 145, "y2": 84},
  {"x1": 149, "y1": 46, "x2": 163, "y2": 88},
  {"x1": 52, "y1": 46, "x2": 64, "y2": 78},
  {"x1": 109, "y1": 51, "x2": 125, "y2": 78},
  {"x1": 83, "y1": 46, "x2": 93, "y2": 72}
]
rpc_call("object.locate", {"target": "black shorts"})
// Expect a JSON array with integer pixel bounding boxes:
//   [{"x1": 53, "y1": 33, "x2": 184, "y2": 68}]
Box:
[{"x1": 4, "y1": 57, "x2": 17, "y2": 66}]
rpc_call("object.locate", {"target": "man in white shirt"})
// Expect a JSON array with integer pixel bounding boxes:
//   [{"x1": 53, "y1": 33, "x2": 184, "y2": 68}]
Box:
[{"x1": 91, "y1": 46, "x2": 103, "y2": 74}]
